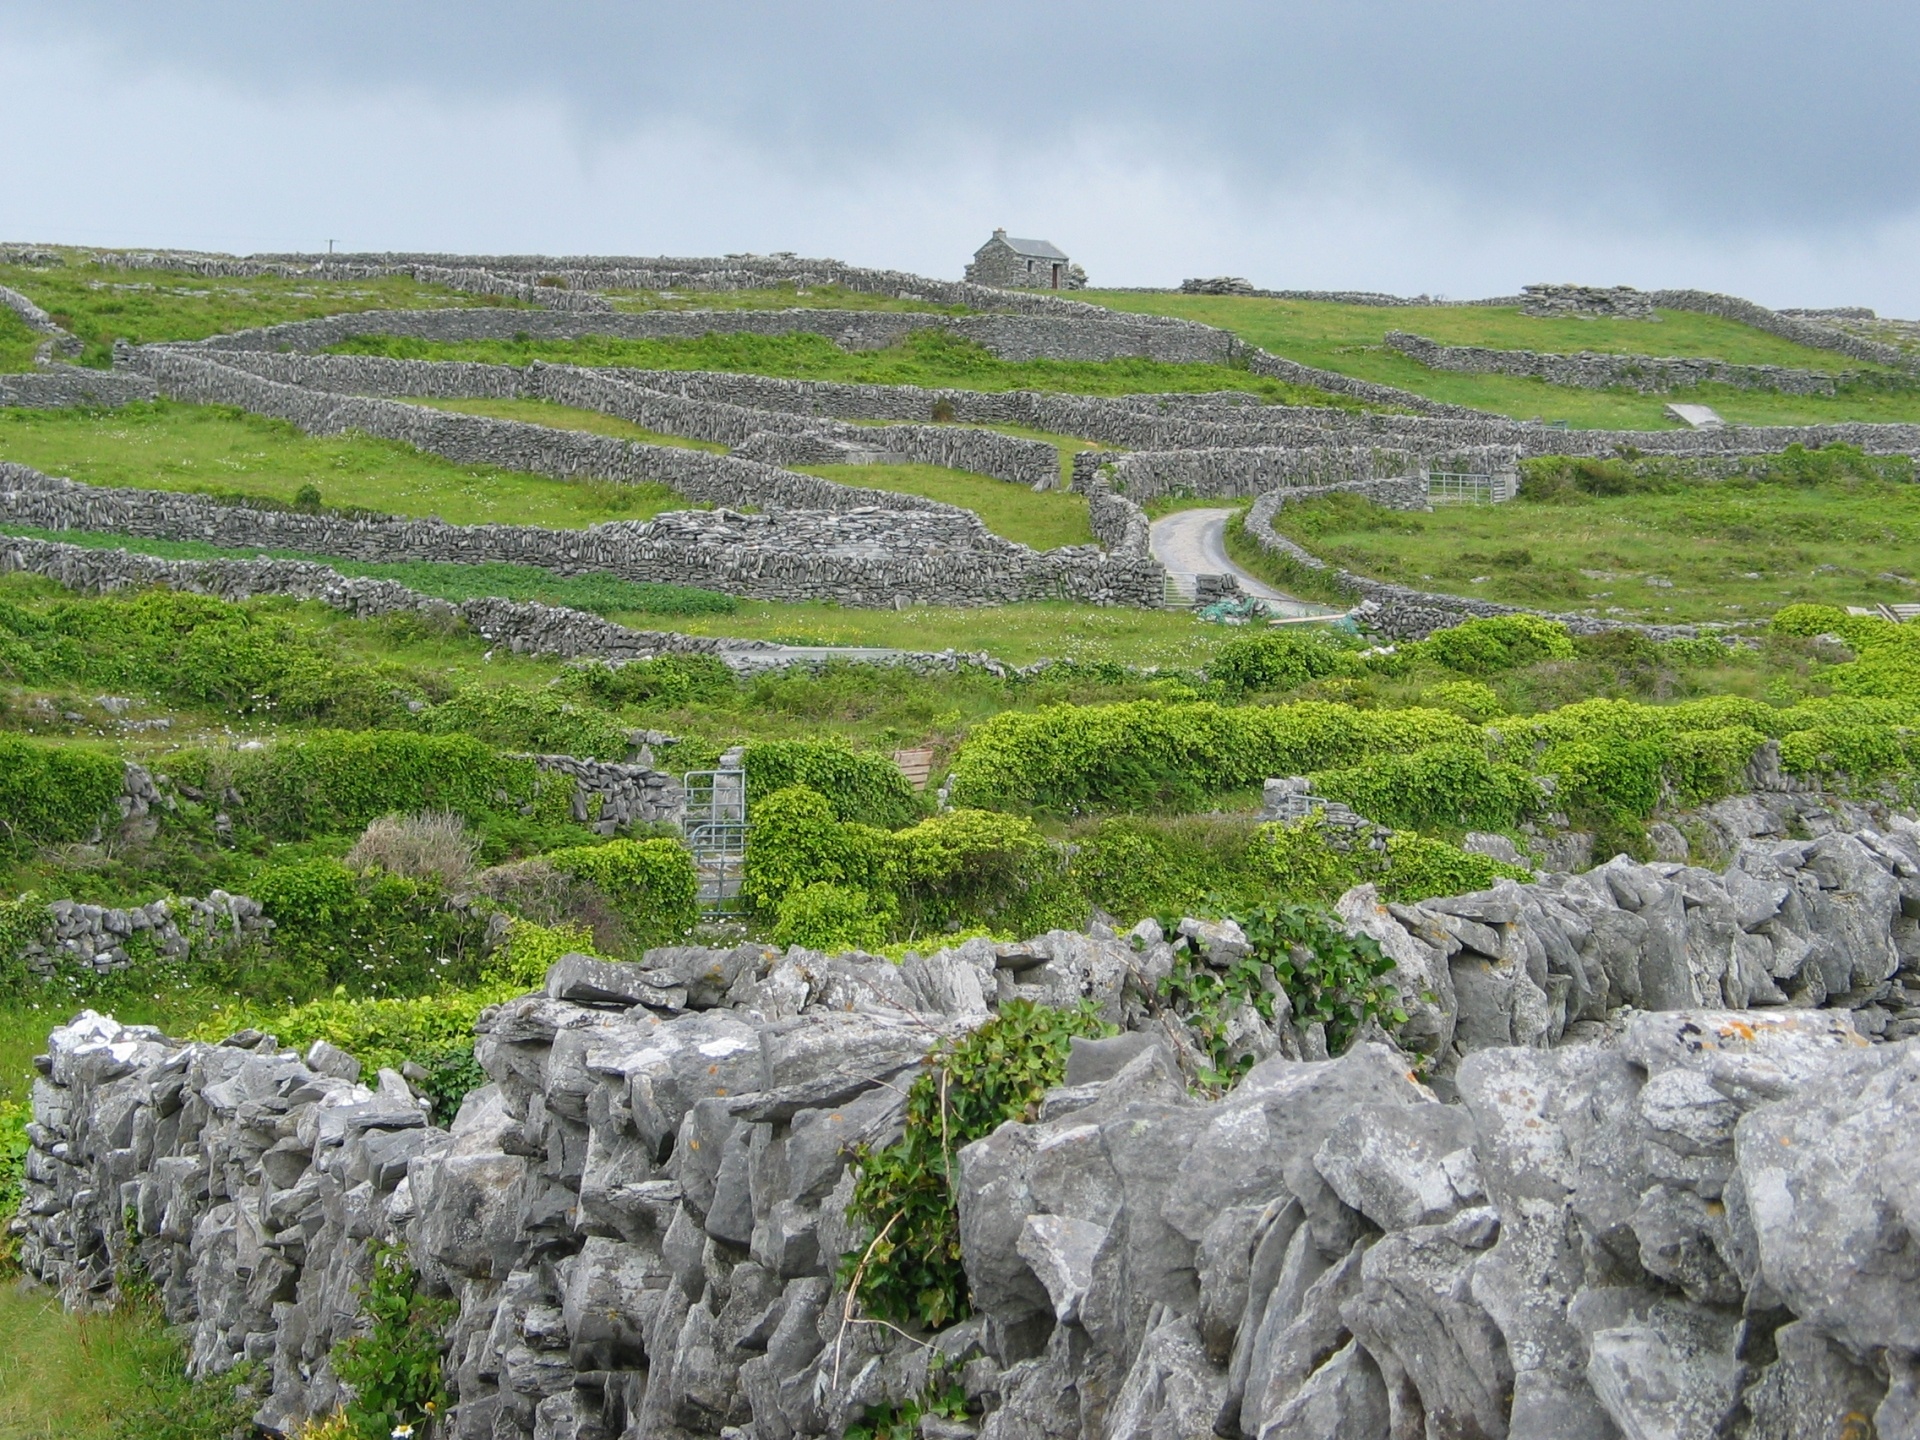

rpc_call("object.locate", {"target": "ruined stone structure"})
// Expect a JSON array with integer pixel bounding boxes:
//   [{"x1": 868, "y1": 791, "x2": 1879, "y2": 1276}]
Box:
[{"x1": 965, "y1": 230, "x2": 1083, "y2": 291}]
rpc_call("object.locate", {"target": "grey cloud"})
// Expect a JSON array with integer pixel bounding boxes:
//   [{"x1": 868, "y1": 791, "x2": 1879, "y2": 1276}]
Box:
[{"x1": 9, "y1": 0, "x2": 1917, "y2": 235}]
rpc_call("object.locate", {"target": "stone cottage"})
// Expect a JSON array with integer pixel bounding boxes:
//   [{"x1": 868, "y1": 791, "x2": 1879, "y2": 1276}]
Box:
[{"x1": 965, "y1": 228, "x2": 1084, "y2": 290}]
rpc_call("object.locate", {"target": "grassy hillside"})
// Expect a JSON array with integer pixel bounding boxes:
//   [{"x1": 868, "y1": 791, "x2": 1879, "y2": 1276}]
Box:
[
  {"x1": 330, "y1": 328, "x2": 1368, "y2": 408},
  {"x1": 0, "y1": 255, "x2": 498, "y2": 369},
  {"x1": 1079, "y1": 292, "x2": 1920, "y2": 428},
  {"x1": 607, "y1": 282, "x2": 971, "y2": 314},
  {"x1": 0, "y1": 307, "x2": 40, "y2": 373},
  {"x1": 0, "y1": 400, "x2": 685, "y2": 528},
  {"x1": 1251, "y1": 448, "x2": 1920, "y2": 623}
]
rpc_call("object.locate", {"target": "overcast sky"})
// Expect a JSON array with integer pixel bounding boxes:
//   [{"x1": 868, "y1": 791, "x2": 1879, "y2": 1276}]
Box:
[{"x1": 4, "y1": 2, "x2": 1916, "y2": 311}]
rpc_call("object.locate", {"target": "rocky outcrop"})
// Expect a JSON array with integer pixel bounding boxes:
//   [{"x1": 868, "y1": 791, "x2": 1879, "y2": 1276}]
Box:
[{"x1": 19, "y1": 800, "x2": 1920, "y2": 1437}]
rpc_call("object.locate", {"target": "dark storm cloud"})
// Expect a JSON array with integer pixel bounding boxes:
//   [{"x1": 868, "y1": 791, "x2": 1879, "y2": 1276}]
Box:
[{"x1": 9, "y1": 0, "x2": 1915, "y2": 236}]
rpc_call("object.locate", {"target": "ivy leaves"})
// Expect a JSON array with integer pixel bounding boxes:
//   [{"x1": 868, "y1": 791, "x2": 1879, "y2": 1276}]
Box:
[
  {"x1": 841, "y1": 1000, "x2": 1112, "y2": 1331},
  {"x1": 1239, "y1": 902, "x2": 1405, "y2": 1056}
]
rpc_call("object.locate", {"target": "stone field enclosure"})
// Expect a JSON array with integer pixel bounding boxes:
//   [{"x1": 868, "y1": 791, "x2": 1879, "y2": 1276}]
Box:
[{"x1": 10, "y1": 246, "x2": 1920, "y2": 1440}]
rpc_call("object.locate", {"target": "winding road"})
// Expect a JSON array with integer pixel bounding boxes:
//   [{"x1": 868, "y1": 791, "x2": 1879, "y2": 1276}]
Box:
[{"x1": 1148, "y1": 507, "x2": 1337, "y2": 620}]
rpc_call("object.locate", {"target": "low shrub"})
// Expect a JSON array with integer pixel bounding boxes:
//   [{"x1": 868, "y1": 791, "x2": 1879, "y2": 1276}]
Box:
[
  {"x1": 562, "y1": 653, "x2": 737, "y2": 708},
  {"x1": 1238, "y1": 902, "x2": 1402, "y2": 1057},
  {"x1": 250, "y1": 858, "x2": 491, "y2": 998},
  {"x1": 1410, "y1": 615, "x2": 1575, "y2": 676},
  {"x1": 342, "y1": 810, "x2": 478, "y2": 886},
  {"x1": 772, "y1": 882, "x2": 893, "y2": 952},
  {"x1": 421, "y1": 684, "x2": 632, "y2": 761},
  {"x1": 891, "y1": 808, "x2": 1083, "y2": 938},
  {"x1": 1418, "y1": 680, "x2": 1504, "y2": 722},
  {"x1": 226, "y1": 731, "x2": 576, "y2": 840},
  {"x1": 1209, "y1": 630, "x2": 1357, "y2": 697},
  {"x1": 0, "y1": 587, "x2": 416, "y2": 728},
  {"x1": 1312, "y1": 745, "x2": 1540, "y2": 830},
  {"x1": 742, "y1": 785, "x2": 898, "y2": 917},
  {"x1": 331, "y1": 1243, "x2": 456, "y2": 1440},
  {"x1": 946, "y1": 700, "x2": 1474, "y2": 814}
]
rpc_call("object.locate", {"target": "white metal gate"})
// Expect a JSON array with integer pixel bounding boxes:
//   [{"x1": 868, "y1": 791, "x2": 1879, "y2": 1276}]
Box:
[
  {"x1": 683, "y1": 768, "x2": 747, "y2": 914},
  {"x1": 1424, "y1": 467, "x2": 1519, "y2": 504}
]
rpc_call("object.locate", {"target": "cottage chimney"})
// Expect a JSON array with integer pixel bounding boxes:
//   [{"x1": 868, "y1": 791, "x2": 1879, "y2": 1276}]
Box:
[{"x1": 993, "y1": 228, "x2": 1007, "y2": 240}]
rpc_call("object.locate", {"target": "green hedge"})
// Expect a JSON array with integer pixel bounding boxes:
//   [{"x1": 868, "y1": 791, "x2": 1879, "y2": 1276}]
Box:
[
  {"x1": 743, "y1": 786, "x2": 1081, "y2": 943},
  {"x1": 0, "y1": 738, "x2": 123, "y2": 855},
  {"x1": 546, "y1": 838, "x2": 699, "y2": 948},
  {"x1": 744, "y1": 740, "x2": 919, "y2": 829},
  {"x1": 422, "y1": 685, "x2": 632, "y2": 761},
  {"x1": 225, "y1": 731, "x2": 576, "y2": 839},
  {"x1": 946, "y1": 700, "x2": 1476, "y2": 814}
]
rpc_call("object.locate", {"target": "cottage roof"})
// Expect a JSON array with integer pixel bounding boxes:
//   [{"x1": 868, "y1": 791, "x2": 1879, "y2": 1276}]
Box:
[{"x1": 987, "y1": 230, "x2": 1067, "y2": 261}]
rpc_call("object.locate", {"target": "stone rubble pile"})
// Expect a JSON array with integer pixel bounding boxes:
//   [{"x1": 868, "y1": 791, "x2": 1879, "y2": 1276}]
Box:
[
  {"x1": 21, "y1": 892, "x2": 271, "y2": 978},
  {"x1": 16, "y1": 797, "x2": 1920, "y2": 1438}
]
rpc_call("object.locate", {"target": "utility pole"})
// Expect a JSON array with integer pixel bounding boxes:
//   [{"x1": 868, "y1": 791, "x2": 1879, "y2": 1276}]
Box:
[{"x1": 327, "y1": 239, "x2": 335, "y2": 255}]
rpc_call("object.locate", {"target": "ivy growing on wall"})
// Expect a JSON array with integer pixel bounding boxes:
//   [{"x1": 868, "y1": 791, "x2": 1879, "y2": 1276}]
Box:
[{"x1": 841, "y1": 1000, "x2": 1112, "y2": 1330}]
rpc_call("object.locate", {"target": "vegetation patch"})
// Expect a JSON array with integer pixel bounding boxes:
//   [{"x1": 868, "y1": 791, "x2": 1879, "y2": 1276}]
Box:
[
  {"x1": 331, "y1": 327, "x2": 1366, "y2": 408},
  {"x1": 1256, "y1": 443, "x2": 1920, "y2": 622},
  {"x1": 0, "y1": 254, "x2": 498, "y2": 369},
  {"x1": 0, "y1": 400, "x2": 687, "y2": 528},
  {"x1": 841, "y1": 999, "x2": 1113, "y2": 1329},
  {"x1": 1079, "y1": 291, "x2": 1920, "y2": 428}
]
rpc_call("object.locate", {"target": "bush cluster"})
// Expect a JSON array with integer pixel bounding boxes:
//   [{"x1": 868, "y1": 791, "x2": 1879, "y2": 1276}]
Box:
[
  {"x1": 217, "y1": 731, "x2": 578, "y2": 841},
  {"x1": 0, "y1": 737, "x2": 122, "y2": 855},
  {"x1": 0, "y1": 588, "x2": 416, "y2": 727},
  {"x1": 744, "y1": 739, "x2": 921, "y2": 829},
  {"x1": 743, "y1": 786, "x2": 1080, "y2": 949}
]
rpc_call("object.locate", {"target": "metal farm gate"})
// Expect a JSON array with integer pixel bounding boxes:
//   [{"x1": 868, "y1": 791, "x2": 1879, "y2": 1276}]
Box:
[
  {"x1": 1424, "y1": 464, "x2": 1519, "y2": 505},
  {"x1": 683, "y1": 767, "x2": 747, "y2": 915}
]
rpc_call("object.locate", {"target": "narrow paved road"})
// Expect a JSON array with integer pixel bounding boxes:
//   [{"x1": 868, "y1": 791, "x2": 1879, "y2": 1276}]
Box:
[{"x1": 1148, "y1": 507, "x2": 1337, "y2": 619}]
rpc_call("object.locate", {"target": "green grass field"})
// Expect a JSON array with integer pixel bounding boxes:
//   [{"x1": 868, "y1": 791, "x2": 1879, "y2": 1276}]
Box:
[
  {"x1": 607, "y1": 282, "x2": 971, "y2": 315},
  {"x1": 0, "y1": 307, "x2": 40, "y2": 373},
  {"x1": 0, "y1": 256, "x2": 496, "y2": 370},
  {"x1": 652, "y1": 596, "x2": 1226, "y2": 666},
  {"x1": 798, "y1": 461, "x2": 1093, "y2": 548},
  {"x1": 0, "y1": 400, "x2": 686, "y2": 528},
  {"x1": 1077, "y1": 292, "x2": 1920, "y2": 429},
  {"x1": 0, "y1": 524, "x2": 741, "y2": 617},
  {"x1": 329, "y1": 328, "x2": 1369, "y2": 409},
  {"x1": 1258, "y1": 473, "x2": 1920, "y2": 623},
  {"x1": 0, "y1": 1282, "x2": 251, "y2": 1440}
]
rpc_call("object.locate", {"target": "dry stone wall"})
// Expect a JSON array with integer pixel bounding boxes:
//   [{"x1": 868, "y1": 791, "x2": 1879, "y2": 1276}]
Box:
[
  {"x1": 1385, "y1": 330, "x2": 1886, "y2": 396},
  {"x1": 20, "y1": 794, "x2": 1920, "y2": 1440},
  {"x1": 127, "y1": 349, "x2": 960, "y2": 519},
  {"x1": 192, "y1": 351, "x2": 1062, "y2": 489},
  {"x1": 178, "y1": 305, "x2": 1234, "y2": 366},
  {"x1": 100, "y1": 248, "x2": 1139, "y2": 318},
  {"x1": 0, "y1": 465, "x2": 1161, "y2": 612},
  {"x1": 0, "y1": 365, "x2": 154, "y2": 407},
  {"x1": 1648, "y1": 287, "x2": 1919, "y2": 370},
  {"x1": 1073, "y1": 442, "x2": 1520, "y2": 502}
]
